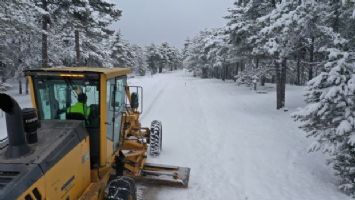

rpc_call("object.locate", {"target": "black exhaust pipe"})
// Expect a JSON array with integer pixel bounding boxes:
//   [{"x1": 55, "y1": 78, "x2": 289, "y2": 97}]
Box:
[{"x1": 0, "y1": 93, "x2": 31, "y2": 158}]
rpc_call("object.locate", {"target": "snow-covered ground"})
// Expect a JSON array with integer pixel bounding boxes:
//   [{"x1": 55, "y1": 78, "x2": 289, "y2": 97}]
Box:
[
  {"x1": 130, "y1": 71, "x2": 350, "y2": 200},
  {"x1": 0, "y1": 71, "x2": 350, "y2": 200}
]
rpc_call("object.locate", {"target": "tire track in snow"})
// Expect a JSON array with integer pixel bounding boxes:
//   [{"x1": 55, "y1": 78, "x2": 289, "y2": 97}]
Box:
[
  {"x1": 142, "y1": 74, "x2": 247, "y2": 200},
  {"x1": 129, "y1": 74, "x2": 169, "y2": 122},
  {"x1": 190, "y1": 81, "x2": 247, "y2": 200}
]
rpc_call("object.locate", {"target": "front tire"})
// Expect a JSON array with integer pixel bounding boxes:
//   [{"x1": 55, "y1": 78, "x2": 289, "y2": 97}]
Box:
[
  {"x1": 105, "y1": 176, "x2": 137, "y2": 200},
  {"x1": 150, "y1": 120, "x2": 162, "y2": 156}
]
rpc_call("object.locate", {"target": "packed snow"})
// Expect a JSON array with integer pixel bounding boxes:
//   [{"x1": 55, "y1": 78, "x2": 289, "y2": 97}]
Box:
[
  {"x1": 131, "y1": 71, "x2": 350, "y2": 200},
  {"x1": 0, "y1": 71, "x2": 351, "y2": 200}
]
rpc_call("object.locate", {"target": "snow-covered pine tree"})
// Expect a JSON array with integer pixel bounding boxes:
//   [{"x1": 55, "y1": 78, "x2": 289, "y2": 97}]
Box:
[
  {"x1": 0, "y1": 1, "x2": 40, "y2": 32},
  {"x1": 203, "y1": 28, "x2": 229, "y2": 80},
  {"x1": 342, "y1": 1, "x2": 355, "y2": 46},
  {"x1": 81, "y1": 0, "x2": 121, "y2": 66},
  {"x1": 131, "y1": 45, "x2": 147, "y2": 75},
  {"x1": 252, "y1": 0, "x2": 303, "y2": 109},
  {"x1": 110, "y1": 33, "x2": 136, "y2": 68},
  {"x1": 225, "y1": 0, "x2": 274, "y2": 86},
  {"x1": 49, "y1": 0, "x2": 120, "y2": 67},
  {"x1": 51, "y1": 0, "x2": 93, "y2": 66},
  {"x1": 0, "y1": 1, "x2": 42, "y2": 80},
  {"x1": 170, "y1": 46, "x2": 182, "y2": 71},
  {"x1": 183, "y1": 29, "x2": 227, "y2": 78},
  {"x1": 183, "y1": 36, "x2": 203, "y2": 76},
  {"x1": 157, "y1": 43, "x2": 170, "y2": 72},
  {"x1": 28, "y1": 0, "x2": 120, "y2": 67},
  {"x1": 250, "y1": 0, "x2": 341, "y2": 109},
  {"x1": 146, "y1": 44, "x2": 162, "y2": 74},
  {"x1": 182, "y1": 39, "x2": 198, "y2": 73},
  {"x1": 293, "y1": 48, "x2": 355, "y2": 195},
  {"x1": 157, "y1": 42, "x2": 182, "y2": 72}
]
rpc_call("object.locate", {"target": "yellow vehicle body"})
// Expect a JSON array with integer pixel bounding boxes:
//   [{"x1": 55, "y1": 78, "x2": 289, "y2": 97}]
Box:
[
  {"x1": 0, "y1": 67, "x2": 190, "y2": 200},
  {"x1": 18, "y1": 138, "x2": 91, "y2": 200}
]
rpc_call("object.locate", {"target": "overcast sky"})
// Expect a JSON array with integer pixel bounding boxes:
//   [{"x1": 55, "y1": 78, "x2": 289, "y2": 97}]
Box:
[{"x1": 114, "y1": 0, "x2": 235, "y2": 48}]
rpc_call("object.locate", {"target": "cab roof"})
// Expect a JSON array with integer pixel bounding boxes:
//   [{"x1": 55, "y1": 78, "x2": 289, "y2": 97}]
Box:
[{"x1": 25, "y1": 67, "x2": 132, "y2": 79}]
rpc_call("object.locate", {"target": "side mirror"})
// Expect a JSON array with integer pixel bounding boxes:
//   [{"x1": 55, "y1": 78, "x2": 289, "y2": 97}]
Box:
[{"x1": 130, "y1": 92, "x2": 139, "y2": 109}]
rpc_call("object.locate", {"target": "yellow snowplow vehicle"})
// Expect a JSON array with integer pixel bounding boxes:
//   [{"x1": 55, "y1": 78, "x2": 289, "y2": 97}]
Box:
[{"x1": 0, "y1": 67, "x2": 190, "y2": 200}]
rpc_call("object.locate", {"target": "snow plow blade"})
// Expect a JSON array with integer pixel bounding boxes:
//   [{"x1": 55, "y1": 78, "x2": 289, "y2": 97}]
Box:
[{"x1": 135, "y1": 163, "x2": 190, "y2": 188}]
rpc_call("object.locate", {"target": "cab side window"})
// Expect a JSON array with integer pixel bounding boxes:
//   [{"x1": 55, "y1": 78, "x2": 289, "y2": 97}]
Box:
[
  {"x1": 106, "y1": 76, "x2": 127, "y2": 150},
  {"x1": 115, "y1": 79, "x2": 125, "y2": 111}
]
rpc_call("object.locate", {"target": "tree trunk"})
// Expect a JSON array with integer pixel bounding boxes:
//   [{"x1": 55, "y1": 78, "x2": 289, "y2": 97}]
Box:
[
  {"x1": 19, "y1": 79, "x2": 22, "y2": 95},
  {"x1": 253, "y1": 82, "x2": 257, "y2": 91},
  {"x1": 300, "y1": 57, "x2": 305, "y2": 85},
  {"x1": 75, "y1": 30, "x2": 80, "y2": 66},
  {"x1": 275, "y1": 60, "x2": 282, "y2": 109},
  {"x1": 41, "y1": 0, "x2": 49, "y2": 68},
  {"x1": 332, "y1": 0, "x2": 340, "y2": 33},
  {"x1": 308, "y1": 36, "x2": 314, "y2": 81},
  {"x1": 25, "y1": 78, "x2": 29, "y2": 95},
  {"x1": 260, "y1": 76, "x2": 265, "y2": 86},
  {"x1": 280, "y1": 58, "x2": 287, "y2": 108},
  {"x1": 296, "y1": 56, "x2": 301, "y2": 85},
  {"x1": 217, "y1": 67, "x2": 219, "y2": 79},
  {"x1": 222, "y1": 65, "x2": 226, "y2": 81},
  {"x1": 159, "y1": 65, "x2": 163, "y2": 73},
  {"x1": 234, "y1": 64, "x2": 239, "y2": 82},
  {"x1": 271, "y1": 0, "x2": 277, "y2": 8}
]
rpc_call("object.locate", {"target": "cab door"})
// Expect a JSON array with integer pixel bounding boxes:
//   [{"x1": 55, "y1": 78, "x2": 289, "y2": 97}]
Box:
[{"x1": 106, "y1": 77, "x2": 127, "y2": 153}]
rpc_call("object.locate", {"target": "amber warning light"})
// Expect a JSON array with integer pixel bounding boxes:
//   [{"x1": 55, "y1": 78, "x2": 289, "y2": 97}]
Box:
[{"x1": 59, "y1": 74, "x2": 85, "y2": 78}]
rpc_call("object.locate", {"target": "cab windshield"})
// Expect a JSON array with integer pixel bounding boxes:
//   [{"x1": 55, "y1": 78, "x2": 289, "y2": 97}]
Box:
[{"x1": 33, "y1": 77, "x2": 100, "y2": 127}]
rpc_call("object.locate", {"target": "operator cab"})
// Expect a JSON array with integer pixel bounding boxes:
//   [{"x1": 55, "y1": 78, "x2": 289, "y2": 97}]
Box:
[{"x1": 26, "y1": 67, "x2": 130, "y2": 168}]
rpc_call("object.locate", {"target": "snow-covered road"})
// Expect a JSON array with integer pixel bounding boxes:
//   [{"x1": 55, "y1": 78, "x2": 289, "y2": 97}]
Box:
[{"x1": 130, "y1": 71, "x2": 350, "y2": 200}]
